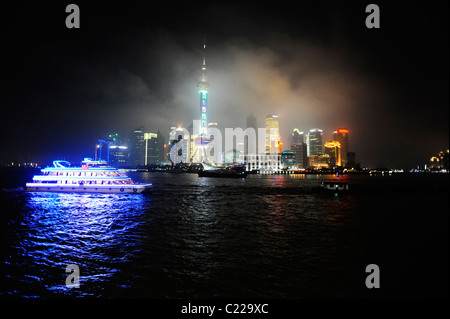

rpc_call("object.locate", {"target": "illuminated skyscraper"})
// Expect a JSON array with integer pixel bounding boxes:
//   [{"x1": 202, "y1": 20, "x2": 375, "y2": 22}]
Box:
[
  {"x1": 291, "y1": 128, "x2": 307, "y2": 169},
  {"x1": 333, "y1": 128, "x2": 349, "y2": 166},
  {"x1": 129, "y1": 127, "x2": 145, "y2": 167},
  {"x1": 324, "y1": 141, "x2": 341, "y2": 167},
  {"x1": 144, "y1": 132, "x2": 158, "y2": 166},
  {"x1": 292, "y1": 128, "x2": 305, "y2": 144},
  {"x1": 265, "y1": 114, "x2": 281, "y2": 154},
  {"x1": 307, "y1": 128, "x2": 323, "y2": 156}
]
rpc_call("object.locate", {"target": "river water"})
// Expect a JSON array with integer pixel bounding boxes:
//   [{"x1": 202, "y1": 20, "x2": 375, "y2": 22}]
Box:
[{"x1": 0, "y1": 172, "x2": 448, "y2": 298}]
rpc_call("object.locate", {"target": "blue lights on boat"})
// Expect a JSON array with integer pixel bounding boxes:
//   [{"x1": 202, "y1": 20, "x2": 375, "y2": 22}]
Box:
[{"x1": 25, "y1": 159, "x2": 152, "y2": 194}]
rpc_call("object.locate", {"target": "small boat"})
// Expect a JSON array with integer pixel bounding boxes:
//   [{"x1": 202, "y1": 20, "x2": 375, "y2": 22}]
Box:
[
  {"x1": 321, "y1": 181, "x2": 349, "y2": 191},
  {"x1": 25, "y1": 158, "x2": 152, "y2": 193},
  {"x1": 198, "y1": 164, "x2": 248, "y2": 178}
]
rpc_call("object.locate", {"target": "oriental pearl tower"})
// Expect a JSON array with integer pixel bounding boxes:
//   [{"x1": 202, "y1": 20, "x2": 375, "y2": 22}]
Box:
[{"x1": 194, "y1": 39, "x2": 211, "y2": 162}]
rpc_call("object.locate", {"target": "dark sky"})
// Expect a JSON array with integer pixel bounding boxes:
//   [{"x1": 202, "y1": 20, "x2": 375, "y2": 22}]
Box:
[{"x1": 1, "y1": 1, "x2": 448, "y2": 168}]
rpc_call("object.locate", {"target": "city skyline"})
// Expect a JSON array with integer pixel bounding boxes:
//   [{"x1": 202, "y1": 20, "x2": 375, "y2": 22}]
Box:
[{"x1": 2, "y1": 2, "x2": 448, "y2": 169}]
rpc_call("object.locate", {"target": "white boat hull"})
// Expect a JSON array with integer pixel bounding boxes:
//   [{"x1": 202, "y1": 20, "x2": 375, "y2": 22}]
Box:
[{"x1": 24, "y1": 183, "x2": 152, "y2": 194}]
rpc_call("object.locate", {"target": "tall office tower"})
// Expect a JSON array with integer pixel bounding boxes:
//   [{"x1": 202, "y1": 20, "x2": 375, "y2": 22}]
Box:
[
  {"x1": 324, "y1": 141, "x2": 341, "y2": 167},
  {"x1": 129, "y1": 127, "x2": 145, "y2": 167},
  {"x1": 291, "y1": 128, "x2": 307, "y2": 168},
  {"x1": 291, "y1": 143, "x2": 308, "y2": 169},
  {"x1": 245, "y1": 113, "x2": 257, "y2": 155},
  {"x1": 333, "y1": 128, "x2": 349, "y2": 167},
  {"x1": 144, "y1": 132, "x2": 159, "y2": 166},
  {"x1": 265, "y1": 114, "x2": 281, "y2": 154},
  {"x1": 292, "y1": 128, "x2": 305, "y2": 145},
  {"x1": 109, "y1": 145, "x2": 129, "y2": 168},
  {"x1": 307, "y1": 128, "x2": 323, "y2": 156},
  {"x1": 156, "y1": 130, "x2": 165, "y2": 163}
]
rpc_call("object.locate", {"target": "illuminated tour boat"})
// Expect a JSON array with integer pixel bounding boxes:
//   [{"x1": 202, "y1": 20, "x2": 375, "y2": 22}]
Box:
[{"x1": 25, "y1": 159, "x2": 152, "y2": 193}]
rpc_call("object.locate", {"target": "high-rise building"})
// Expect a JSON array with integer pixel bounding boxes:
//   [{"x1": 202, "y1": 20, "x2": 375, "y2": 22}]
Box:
[
  {"x1": 333, "y1": 128, "x2": 349, "y2": 167},
  {"x1": 156, "y1": 130, "x2": 165, "y2": 163},
  {"x1": 307, "y1": 128, "x2": 323, "y2": 156},
  {"x1": 324, "y1": 141, "x2": 341, "y2": 167},
  {"x1": 109, "y1": 145, "x2": 129, "y2": 168},
  {"x1": 290, "y1": 128, "x2": 307, "y2": 169},
  {"x1": 265, "y1": 114, "x2": 281, "y2": 154},
  {"x1": 95, "y1": 134, "x2": 129, "y2": 167},
  {"x1": 292, "y1": 128, "x2": 305, "y2": 145},
  {"x1": 128, "y1": 128, "x2": 164, "y2": 166},
  {"x1": 129, "y1": 127, "x2": 145, "y2": 167},
  {"x1": 144, "y1": 132, "x2": 158, "y2": 166},
  {"x1": 291, "y1": 143, "x2": 308, "y2": 169}
]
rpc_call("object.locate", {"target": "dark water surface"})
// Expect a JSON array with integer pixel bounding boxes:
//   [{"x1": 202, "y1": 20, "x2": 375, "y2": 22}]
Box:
[{"x1": 1, "y1": 172, "x2": 448, "y2": 298}]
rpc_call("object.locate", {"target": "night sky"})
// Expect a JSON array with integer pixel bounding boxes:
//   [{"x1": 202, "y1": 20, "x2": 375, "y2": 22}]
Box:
[{"x1": 2, "y1": 1, "x2": 448, "y2": 169}]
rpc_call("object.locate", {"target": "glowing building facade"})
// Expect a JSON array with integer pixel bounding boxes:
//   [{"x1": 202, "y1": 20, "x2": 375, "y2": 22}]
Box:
[
  {"x1": 265, "y1": 114, "x2": 281, "y2": 154},
  {"x1": 239, "y1": 154, "x2": 281, "y2": 173},
  {"x1": 307, "y1": 128, "x2": 323, "y2": 156},
  {"x1": 324, "y1": 141, "x2": 341, "y2": 167},
  {"x1": 281, "y1": 150, "x2": 297, "y2": 170},
  {"x1": 333, "y1": 128, "x2": 349, "y2": 167},
  {"x1": 291, "y1": 128, "x2": 308, "y2": 169}
]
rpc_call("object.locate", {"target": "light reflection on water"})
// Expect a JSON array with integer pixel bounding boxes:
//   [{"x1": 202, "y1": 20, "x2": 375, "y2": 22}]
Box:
[
  {"x1": 1, "y1": 172, "x2": 448, "y2": 298},
  {"x1": 4, "y1": 192, "x2": 150, "y2": 297}
]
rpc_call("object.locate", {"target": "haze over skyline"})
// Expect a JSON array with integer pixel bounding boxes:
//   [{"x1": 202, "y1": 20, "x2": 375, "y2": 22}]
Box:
[{"x1": 2, "y1": 1, "x2": 448, "y2": 169}]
